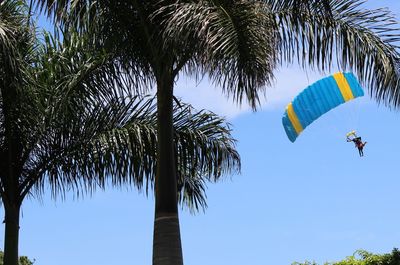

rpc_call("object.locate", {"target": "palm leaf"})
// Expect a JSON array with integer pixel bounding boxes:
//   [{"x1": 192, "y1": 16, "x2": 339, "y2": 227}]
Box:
[
  {"x1": 0, "y1": 0, "x2": 28, "y2": 70},
  {"x1": 155, "y1": 0, "x2": 279, "y2": 109},
  {"x1": 267, "y1": 0, "x2": 400, "y2": 107},
  {"x1": 10, "y1": 24, "x2": 241, "y2": 211}
]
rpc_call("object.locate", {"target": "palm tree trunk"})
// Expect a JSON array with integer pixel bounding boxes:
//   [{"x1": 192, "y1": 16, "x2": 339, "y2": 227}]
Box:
[
  {"x1": 3, "y1": 202, "x2": 20, "y2": 265},
  {"x1": 153, "y1": 71, "x2": 183, "y2": 265}
]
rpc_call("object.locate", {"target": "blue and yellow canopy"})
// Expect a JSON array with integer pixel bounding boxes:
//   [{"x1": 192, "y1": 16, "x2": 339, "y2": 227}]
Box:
[{"x1": 282, "y1": 72, "x2": 364, "y2": 142}]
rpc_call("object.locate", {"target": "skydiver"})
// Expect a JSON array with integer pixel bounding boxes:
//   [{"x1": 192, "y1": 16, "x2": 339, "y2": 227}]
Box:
[{"x1": 347, "y1": 136, "x2": 367, "y2": 157}]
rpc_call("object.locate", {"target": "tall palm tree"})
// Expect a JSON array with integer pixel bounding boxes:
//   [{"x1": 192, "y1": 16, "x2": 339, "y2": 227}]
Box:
[
  {"x1": 34, "y1": 0, "x2": 400, "y2": 264},
  {"x1": 0, "y1": 2, "x2": 240, "y2": 265}
]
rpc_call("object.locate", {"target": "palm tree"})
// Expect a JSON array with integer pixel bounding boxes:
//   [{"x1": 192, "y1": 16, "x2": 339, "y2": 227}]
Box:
[
  {"x1": 34, "y1": 0, "x2": 400, "y2": 264},
  {"x1": 0, "y1": 2, "x2": 240, "y2": 265}
]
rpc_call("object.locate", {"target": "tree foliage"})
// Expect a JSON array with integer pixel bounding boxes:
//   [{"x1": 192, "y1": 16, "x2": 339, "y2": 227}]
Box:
[
  {"x1": 31, "y1": 1, "x2": 400, "y2": 264},
  {"x1": 0, "y1": 251, "x2": 34, "y2": 265},
  {"x1": 293, "y1": 248, "x2": 400, "y2": 265},
  {"x1": 0, "y1": 1, "x2": 241, "y2": 264},
  {"x1": 0, "y1": 0, "x2": 240, "y2": 211},
  {"x1": 35, "y1": 0, "x2": 400, "y2": 109}
]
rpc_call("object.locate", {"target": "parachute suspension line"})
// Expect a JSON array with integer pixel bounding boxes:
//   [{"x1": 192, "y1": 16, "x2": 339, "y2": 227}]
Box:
[
  {"x1": 327, "y1": 95, "x2": 363, "y2": 141},
  {"x1": 341, "y1": 73, "x2": 364, "y2": 135},
  {"x1": 349, "y1": 95, "x2": 363, "y2": 133},
  {"x1": 319, "y1": 73, "x2": 357, "y2": 139}
]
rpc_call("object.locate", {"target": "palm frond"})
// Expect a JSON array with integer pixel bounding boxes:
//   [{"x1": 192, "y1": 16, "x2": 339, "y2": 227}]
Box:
[
  {"x1": 0, "y1": 0, "x2": 41, "y2": 189},
  {"x1": 156, "y1": 0, "x2": 279, "y2": 110},
  {"x1": 0, "y1": 5, "x2": 241, "y2": 212},
  {"x1": 25, "y1": 95, "x2": 152, "y2": 199},
  {"x1": 34, "y1": 0, "x2": 91, "y2": 23},
  {"x1": 35, "y1": 0, "x2": 158, "y2": 81},
  {"x1": 17, "y1": 25, "x2": 155, "y2": 199},
  {"x1": 0, "y1": 0, "x2": 28, "y2": 69},
  {"x1": 268, "y1": 0, "x2": 400, "y2": 107},
  {"x1": 173, "y1": 103, "x2": 241, "y2": 211},
  {"x1": 22, "y1": 92, "x2": 240, "y2": 212}
]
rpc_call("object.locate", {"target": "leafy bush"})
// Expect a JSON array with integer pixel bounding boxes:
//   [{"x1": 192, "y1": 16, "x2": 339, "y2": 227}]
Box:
[{"x1": 293, "y1": 248, "x2": 400, "y2": 265}]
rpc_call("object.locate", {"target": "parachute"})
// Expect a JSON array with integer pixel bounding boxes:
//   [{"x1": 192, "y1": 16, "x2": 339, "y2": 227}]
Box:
[{"x1": 282, "y1": 72, "x2": 364, "y2": 142}]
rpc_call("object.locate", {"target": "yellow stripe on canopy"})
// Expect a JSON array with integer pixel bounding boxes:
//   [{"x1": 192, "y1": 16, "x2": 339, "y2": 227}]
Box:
[
  {"x1": 287, "y1": 103, "x2": 303, "y2": 134},
  {"x1": 333, "y1": 72, "x2": 354, "y2": 102}
]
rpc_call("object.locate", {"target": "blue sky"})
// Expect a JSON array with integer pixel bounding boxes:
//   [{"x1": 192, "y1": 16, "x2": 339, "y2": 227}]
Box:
[{"x1": 2, "y1": 1, "x2": 400, "y2": 265}]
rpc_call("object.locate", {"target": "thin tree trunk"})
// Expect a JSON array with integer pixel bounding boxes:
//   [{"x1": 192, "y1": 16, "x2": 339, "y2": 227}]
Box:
[
  {"x1": 3, "y1": 202, "x2": 20, "y2": 265},
  {"x1": 153, "y1": 72, "x2": 183, "y2": 265}
]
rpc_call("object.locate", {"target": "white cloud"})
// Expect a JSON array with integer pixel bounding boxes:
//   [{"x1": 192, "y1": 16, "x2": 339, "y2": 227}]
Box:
[
  {"x1": 262, "y1": 67, "x2": 324, "y2": 109},
  {"x1": 174, "y1": 67, "x2": 327, "y2": 119},
  {"x1": 174, "y1": 76, "x2": 251, "y2": 119}
]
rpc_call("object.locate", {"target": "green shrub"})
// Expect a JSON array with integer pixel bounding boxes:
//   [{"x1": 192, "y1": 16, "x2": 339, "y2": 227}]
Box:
[{"x1": 293, "y1": 248, "x2": 400, "y2": 265}]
